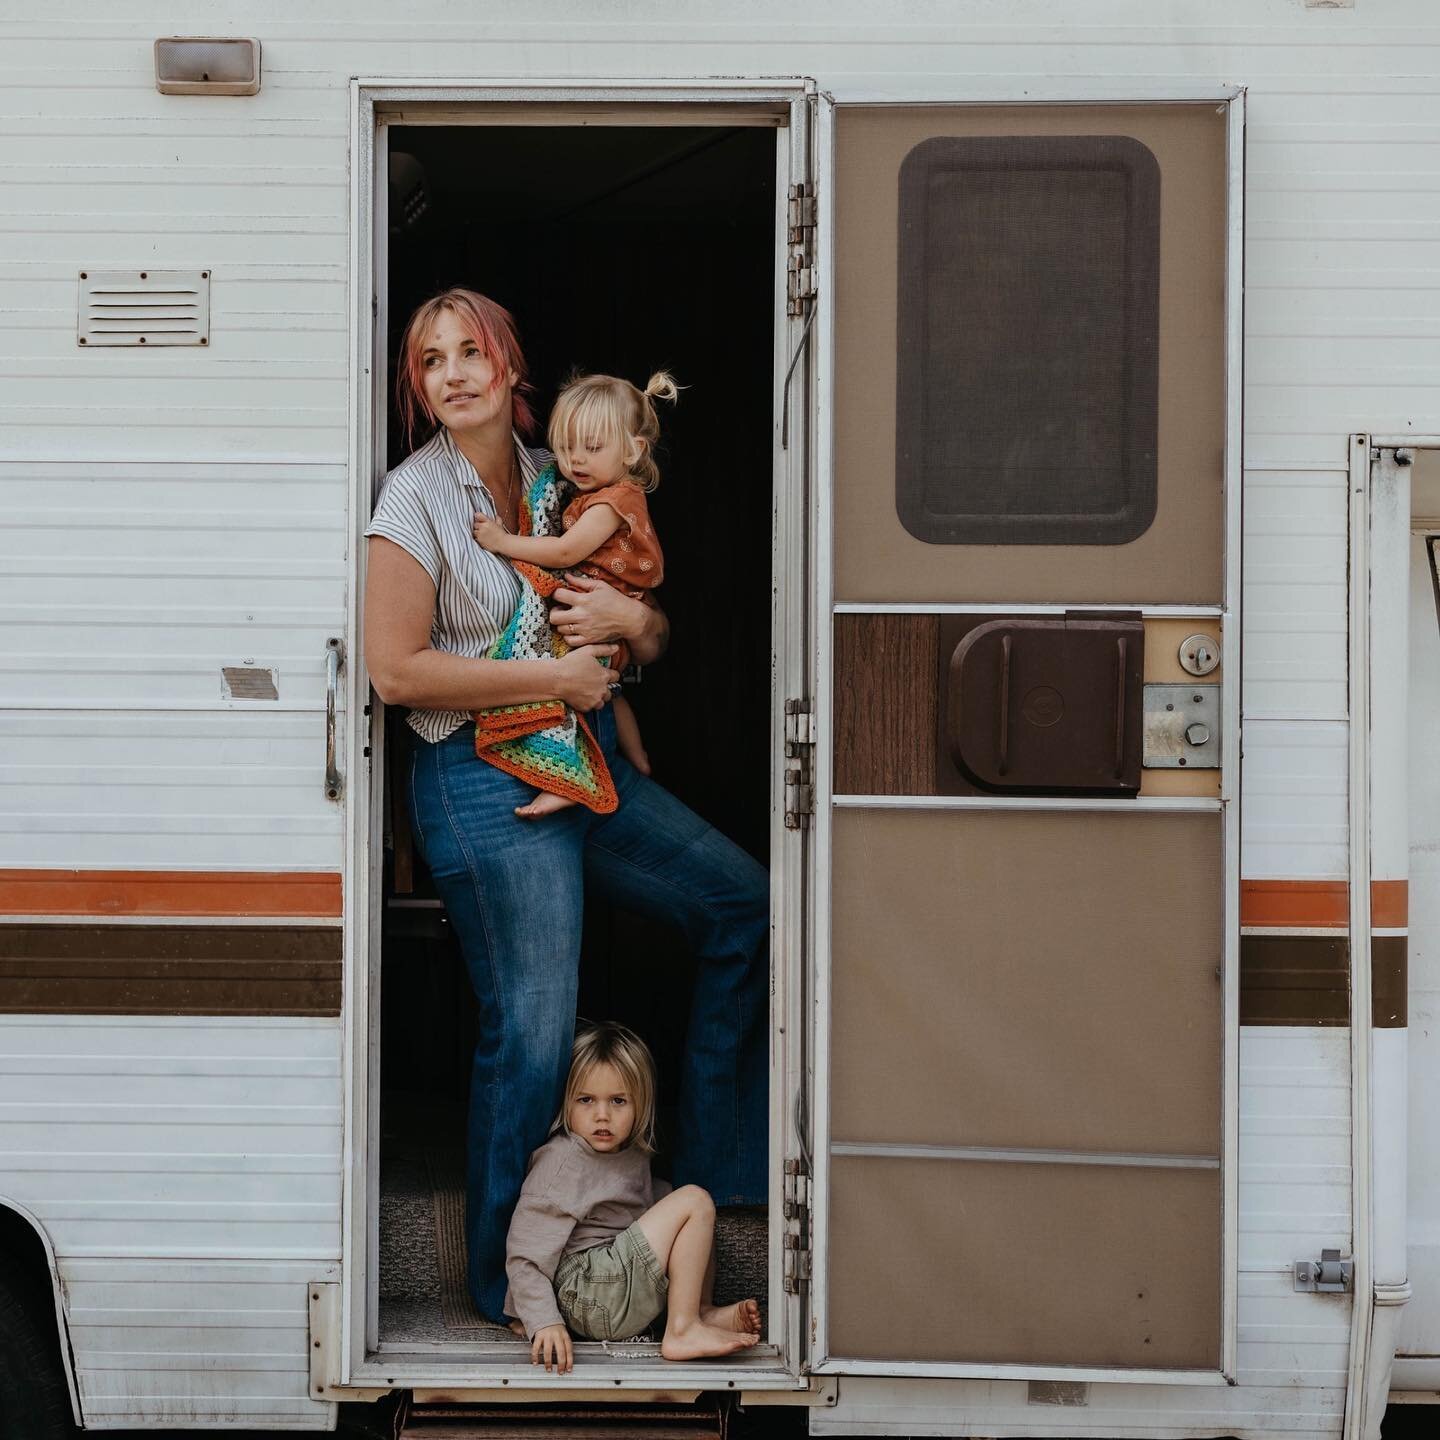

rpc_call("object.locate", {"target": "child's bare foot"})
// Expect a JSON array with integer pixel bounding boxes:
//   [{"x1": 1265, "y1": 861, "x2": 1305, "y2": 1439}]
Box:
[
  {"x1": 701, "y1": 1299, "x2": 761, "y2": 1336},
  {"x1": 507, "y1": 1319, "x2": 526, "y2": 1338},
  {"x1": 660, "y1": 1316, "x2": 760, "y2": 1361},
  {"x1": 514, "y1": 790, "x2": 575, "y2": 819}
]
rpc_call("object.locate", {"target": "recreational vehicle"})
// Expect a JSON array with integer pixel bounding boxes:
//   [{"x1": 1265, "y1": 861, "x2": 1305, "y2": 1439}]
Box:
[{"x1": 1, "y1": 2, "x2": 1438, "y2": 1437}]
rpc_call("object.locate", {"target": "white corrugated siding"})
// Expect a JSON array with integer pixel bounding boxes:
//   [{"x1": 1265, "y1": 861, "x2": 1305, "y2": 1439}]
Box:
[
  {"x1": 0, "y1": 1016, "x2": 340, "y2": 1428},
  {"x1": 3, "y1": 0, "x2": 1435, "y2": 1427},
  {"x1": 62, "y1": 1258, "x2": 338, "y2": 1431}
]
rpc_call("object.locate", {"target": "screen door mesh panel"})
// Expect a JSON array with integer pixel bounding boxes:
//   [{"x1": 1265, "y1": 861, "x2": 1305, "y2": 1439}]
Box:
[{"x1": 896, "y1": 136, "x2": 1160, "y2": 545}]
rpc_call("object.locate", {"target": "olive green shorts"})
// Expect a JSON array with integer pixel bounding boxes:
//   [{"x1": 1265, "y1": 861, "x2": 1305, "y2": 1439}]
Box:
[{"x1": 554, "y1": 1223, "x2": 667, "y2": 1341}]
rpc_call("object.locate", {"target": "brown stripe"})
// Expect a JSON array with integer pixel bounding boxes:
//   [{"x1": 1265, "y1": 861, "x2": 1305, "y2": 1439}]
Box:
[
  {"x1": 0, "y1": 870, "x2": 342, "y2": 919},
  {"x1": 0, "y1": 925, "x2": 341, "y2": 1016},
  {"x1": 1240, "y1": 880, "x2": 1348, "y2": 929},
  {"x1": 1240, "y1": 934, "x2": 1349, "y2": 1026},
  {"x1": 1372, "y1": 934, "x2": 1408, "y2": 1028},
  {"x1": 1372, "y1": 880, "x2": 1409, "y2": 929}
]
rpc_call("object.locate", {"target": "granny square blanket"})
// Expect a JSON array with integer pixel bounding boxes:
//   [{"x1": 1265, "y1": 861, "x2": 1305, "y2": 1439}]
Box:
[{"x1": 472, "y1": 463, "x2": 619, "y2": 813}]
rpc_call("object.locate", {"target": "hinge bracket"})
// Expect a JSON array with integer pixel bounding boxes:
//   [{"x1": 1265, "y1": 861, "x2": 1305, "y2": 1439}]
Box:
[
  {"x1": 1294, "y1": 1249, "x2": 1353, "y2": 1293},
  {"x1": 787, "y1": 182, "x2": 816, "y2": 316},
  {"x1": 783, "y1": 1157, "x2": 812, "y2": 1293},
  {"x1": 784, "y1": 698, "x2": 815, "y2": 829}
]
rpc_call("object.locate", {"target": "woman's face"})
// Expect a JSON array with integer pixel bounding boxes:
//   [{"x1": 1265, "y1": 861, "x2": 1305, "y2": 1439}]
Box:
[{"x1": 419, "y1": 311, "x2": 518, "y2": 437}]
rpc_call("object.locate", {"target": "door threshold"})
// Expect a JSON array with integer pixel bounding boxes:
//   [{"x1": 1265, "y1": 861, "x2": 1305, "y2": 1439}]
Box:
[{"x1": 359, "y1": 1342, "x2": 801, "y2": 1391}]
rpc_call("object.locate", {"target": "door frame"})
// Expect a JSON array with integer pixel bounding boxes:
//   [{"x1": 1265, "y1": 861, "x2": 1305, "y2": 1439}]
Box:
[
  {"x1": 343, "y1": 75, "x2": 817, "y2": 1391},
  {"x1": 806, "y1": 83, "x2": 1246, "y2": 1384}
]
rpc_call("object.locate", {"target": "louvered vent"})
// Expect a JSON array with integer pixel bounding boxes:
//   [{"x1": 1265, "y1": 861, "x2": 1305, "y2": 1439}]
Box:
[{"x1": 78, "y1": 269, "x2": 210, "y2": 347}]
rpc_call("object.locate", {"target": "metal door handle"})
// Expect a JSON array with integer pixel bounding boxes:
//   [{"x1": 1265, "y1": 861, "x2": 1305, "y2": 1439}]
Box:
[
  {"x1": 325, "y1": 637, "x2": 344, "y2": 802},
  {"x1": 997, "y1": 634, "x2": 1011, "y2": 777},
  {"x1": 1114, "y1": 636, "x2": 1128, "y2": 779}
]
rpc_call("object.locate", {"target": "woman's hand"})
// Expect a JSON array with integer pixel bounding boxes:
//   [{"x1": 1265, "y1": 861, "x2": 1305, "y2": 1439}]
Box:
[
  {"x1": 551, "y1": 643, "x2": 620, "y2": 712},
  {"x1": 530, "y1": 1323, "x2": 573, "y2": 1374},
  {"x1": 550, "y1": 573, "x2": 668, "y2": 663}
]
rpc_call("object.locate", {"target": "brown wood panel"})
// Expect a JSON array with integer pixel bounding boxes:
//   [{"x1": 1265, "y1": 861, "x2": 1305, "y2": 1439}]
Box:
[
  {"x1": 1373, "y1": 935, "x2": 1408, "y2": 1028},
  {"x1": 834, "y1": 103, "x2": 1227, "y2": 605},
  {"x1": 1238, "y1": 934, "x2": 1349, "y2": 1026},
  {"x1": 831, "y1": 809, "x2": 1222, "y2": 1154},
  {"x1": 833, "y1": 613, "x2": 938, "y2": 794},
  {"x1": 0, "y1": 924, "x2": 341, "y2": 1016},
  {"x1": 0, "y1": 869, "x2": 342, "y2": 918},
  {"x1": 828, "y1": 1155, "x2": 1221, "y2": 1367}
]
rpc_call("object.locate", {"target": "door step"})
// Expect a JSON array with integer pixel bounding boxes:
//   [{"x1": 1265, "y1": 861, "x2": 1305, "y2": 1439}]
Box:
[{"x1": 397, "y1": 1398, "x2": 727, "y2": 1439}]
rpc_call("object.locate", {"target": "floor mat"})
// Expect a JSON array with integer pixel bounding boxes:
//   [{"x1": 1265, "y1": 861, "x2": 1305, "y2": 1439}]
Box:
[{"x1": 378, "y1": 1128, "x2": 770, "y2": 1345}]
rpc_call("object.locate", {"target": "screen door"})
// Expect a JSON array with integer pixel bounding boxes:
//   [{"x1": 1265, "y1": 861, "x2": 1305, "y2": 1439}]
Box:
[{"x1": 810, "y1": 98, "x2": 1240, "y2": 1376}]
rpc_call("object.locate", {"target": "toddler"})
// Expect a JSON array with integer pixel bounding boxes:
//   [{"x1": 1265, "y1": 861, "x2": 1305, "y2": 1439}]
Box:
[
  {"x1": 504, "y1": 1022, "x2": 762, "y2": 1372},
  {"x1": 473, "y1": 371, "x2": 674, "y2": 818}
]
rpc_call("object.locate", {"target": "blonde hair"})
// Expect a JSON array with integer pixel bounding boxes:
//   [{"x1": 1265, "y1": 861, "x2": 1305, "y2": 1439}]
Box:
[
  {"x1": 556, "y1": 1021, "x2": 658, "y2": 1154},
  {"x1": 546, "y1": 370, "x2": 680, "y2": 493}
]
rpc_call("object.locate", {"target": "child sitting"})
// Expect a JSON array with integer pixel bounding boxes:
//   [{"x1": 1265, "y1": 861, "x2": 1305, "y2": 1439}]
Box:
[
  {"x1": 473, "y1": 371, "x2": 674, "y2": 818},
  {"x1": 504, "y1": 1021, "x2": 762, "y2": 1373}
]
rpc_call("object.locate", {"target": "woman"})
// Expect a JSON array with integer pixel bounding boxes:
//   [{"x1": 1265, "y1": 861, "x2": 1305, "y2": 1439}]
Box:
[{"x1": 363, "y1": 288, "x2": 768, "y2": 1324}]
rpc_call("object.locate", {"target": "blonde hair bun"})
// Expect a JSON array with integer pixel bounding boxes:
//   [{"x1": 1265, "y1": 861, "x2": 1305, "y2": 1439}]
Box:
[{"x1": 644, "y1": 371, "x2": 681, "y2": 405}]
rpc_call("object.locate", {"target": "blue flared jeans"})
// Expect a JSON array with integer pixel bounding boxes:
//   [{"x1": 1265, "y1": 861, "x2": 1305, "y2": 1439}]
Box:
[{"x1": 407, "y1": 706, "x2": 769, "y2": 1321}]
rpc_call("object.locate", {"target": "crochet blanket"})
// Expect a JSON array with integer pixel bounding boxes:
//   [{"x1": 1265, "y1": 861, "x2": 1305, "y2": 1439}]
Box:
[{"x1": 473, "y1": 463, "x2": 619, "y2": 813}]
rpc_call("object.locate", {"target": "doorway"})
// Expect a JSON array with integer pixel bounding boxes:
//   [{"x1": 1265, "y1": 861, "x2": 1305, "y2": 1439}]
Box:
[{"x1": 370, "y1": 119, "x2": 782, "y2": 1361}]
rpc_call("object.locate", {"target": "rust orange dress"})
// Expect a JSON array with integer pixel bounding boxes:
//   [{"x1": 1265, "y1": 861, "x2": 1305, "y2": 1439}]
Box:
[{"x1": 562, "y1": 481, "x2": 664, "y2": 670}]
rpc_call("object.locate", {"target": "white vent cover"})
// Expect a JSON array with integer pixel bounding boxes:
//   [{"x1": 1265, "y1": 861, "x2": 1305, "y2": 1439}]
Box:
[{"x1": 78, "y1": 269, "x2": 210, "y2": 347}]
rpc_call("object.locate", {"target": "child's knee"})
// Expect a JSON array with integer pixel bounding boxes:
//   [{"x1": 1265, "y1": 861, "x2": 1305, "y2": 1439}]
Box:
[{"x1": 673, "y1": 1184, "x2": 714, "y2": 1216}]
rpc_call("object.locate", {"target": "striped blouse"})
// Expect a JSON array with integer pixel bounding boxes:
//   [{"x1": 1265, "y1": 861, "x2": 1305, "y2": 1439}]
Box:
[{"x1": 364, "y1": 428, "x2": 553, "y2": 742}]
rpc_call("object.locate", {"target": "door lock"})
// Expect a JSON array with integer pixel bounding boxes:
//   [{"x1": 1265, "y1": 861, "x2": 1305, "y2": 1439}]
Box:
[{"x1": 1178, "y1": 633, "x2": 1220, "y2": 676}]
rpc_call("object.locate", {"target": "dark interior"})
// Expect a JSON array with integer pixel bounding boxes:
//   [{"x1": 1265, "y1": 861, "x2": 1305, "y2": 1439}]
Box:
[{"x1": 375, "y1": 124, "x2": 776, "y2": 1339}]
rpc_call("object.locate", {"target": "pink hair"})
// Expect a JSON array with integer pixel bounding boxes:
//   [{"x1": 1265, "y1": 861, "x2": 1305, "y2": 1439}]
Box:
[{"x1": 396, "y1": 288, "x2": 537, "y2": 446}]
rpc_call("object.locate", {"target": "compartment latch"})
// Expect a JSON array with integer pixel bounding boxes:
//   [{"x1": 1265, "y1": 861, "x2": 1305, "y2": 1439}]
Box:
[{"x1": 1294, "y1": 1249, "x2": 1353, "y2": 1293}]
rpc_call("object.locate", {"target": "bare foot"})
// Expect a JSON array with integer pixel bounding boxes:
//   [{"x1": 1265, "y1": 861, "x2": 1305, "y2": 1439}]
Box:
[
  {"x1": 660, "y1": 1318, "x2": 760, "y2": 1361},
  {"x1": 507, "y1": 1319, "x2": 526, "y2": 1338},
  {"x1": 514, "y1": 790, "x2": 576, "y2": 819},
  {"x1": 701, "y1": 1299, "x2": 761, "y2": 1336}
]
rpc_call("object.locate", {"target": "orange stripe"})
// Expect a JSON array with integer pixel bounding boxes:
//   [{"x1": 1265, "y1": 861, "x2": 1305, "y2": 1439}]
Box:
[
  {"x1": 1372, "y1": 879, "x2": 1408, "y2": 929},
  {"x1": 0, "y1": 870, "x2": 341, "y2": 919},
  {"x1": 1241, "y1": 880, "x2": 1349, "y2": 929}
]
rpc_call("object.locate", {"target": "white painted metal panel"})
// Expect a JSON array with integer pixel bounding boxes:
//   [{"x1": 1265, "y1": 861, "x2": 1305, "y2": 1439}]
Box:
[
  {"x1": 0, "y1": 710, "x2": 342, "y2": 870},
  {"x1": 1241, "y1": 721, "x2": 1349, "y2": 880},
  {"x1": 1242, "y1": 469, "x2": 1348, "y2": 720},
  {"x1": 0, "y1": 1016, "x2": 342, "y2": 1260},
  {"x1": 62, "y1": 1258, "x2": 337, "y2": 1430},
  {"x1": 1239, "y1": 1028, "x2": 1352, "y2": 1273}
]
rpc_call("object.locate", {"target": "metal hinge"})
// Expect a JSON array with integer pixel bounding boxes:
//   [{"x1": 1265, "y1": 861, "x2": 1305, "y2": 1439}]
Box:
[
  {"x1": 786, "y1": 182, "x2": 816, "y2": 316},
  {"x1": 783, "y1": 1157, "x2": 811, "y2": 1293},
  {"x1": 1294, "y1": 1249, "x2": 1354, "y2": 1293},
  {"x1": 784, "y1": 698, "x2": 815, "y2": 828}
]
